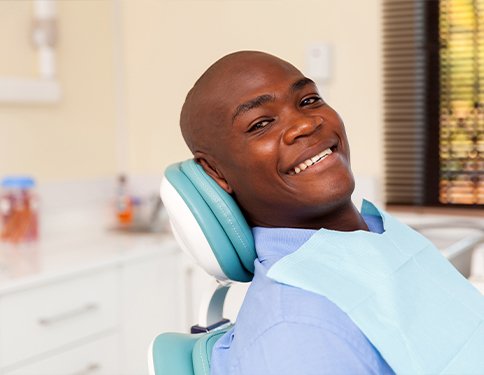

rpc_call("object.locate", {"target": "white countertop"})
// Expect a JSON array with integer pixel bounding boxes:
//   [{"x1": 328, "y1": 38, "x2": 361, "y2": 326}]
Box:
[{"x1": 0, "y1": 226, "x2": 178, "y2": 295}]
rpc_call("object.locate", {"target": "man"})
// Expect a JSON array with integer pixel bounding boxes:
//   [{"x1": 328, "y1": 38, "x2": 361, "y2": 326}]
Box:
[{"x1": 180, "y1": 51, "x2": 394, "y2": 374}]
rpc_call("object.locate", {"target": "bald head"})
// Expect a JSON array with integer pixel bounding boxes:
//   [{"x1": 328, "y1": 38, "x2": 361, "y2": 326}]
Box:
[{"x1": 180, "y1": 51, "x2": 302, "y2": 155}]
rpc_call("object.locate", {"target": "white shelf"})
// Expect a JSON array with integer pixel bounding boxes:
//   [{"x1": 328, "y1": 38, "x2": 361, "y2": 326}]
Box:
[{"x1": 0, "y1": 77, "x2": 61, "y2": 103}]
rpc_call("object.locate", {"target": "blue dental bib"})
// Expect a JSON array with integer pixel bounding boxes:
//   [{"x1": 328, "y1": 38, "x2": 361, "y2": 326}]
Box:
[{"x1": 267, "y1": 200, "x2": 484, "y2": 374}]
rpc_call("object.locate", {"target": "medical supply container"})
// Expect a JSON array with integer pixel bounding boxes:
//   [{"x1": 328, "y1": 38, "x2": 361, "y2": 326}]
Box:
[
  {"x1": 0, "y1": 176, "x2": 39, "y2": 244},
  {"x1": 116, "y1": 174, "x2": 133, "y2": 225}
]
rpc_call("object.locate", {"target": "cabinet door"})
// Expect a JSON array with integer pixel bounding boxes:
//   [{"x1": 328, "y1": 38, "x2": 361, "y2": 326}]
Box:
[
  {"x1": 0, "y1": 268, "x2": 119, "y2": 368},
  {"x1": 120, "y1": 249, "x2": 181, "y2": 375},
  {"x1": 3, "y1": 334, "x2": 120, "y2": 375}
]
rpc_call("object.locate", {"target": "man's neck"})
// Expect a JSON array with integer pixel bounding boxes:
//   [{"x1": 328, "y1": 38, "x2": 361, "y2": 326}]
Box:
[
  {"x1": 249, "y1": 199, "x2": 370, "y2": 231},
  {"x1": 310, "y1": 201, "x2": 369, "y2": 232}
]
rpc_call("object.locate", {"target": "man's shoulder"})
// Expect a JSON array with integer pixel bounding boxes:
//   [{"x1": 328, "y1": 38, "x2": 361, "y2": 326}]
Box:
[
  {"x1": 210, "y1": 263, "x2": 393, "y2": 375},
  {"x1": 213, "y1": 310, "x2": 387, "y2": 375},
  {"x1": 233, "y1": 262, "x2": 366, "y2": 347}
]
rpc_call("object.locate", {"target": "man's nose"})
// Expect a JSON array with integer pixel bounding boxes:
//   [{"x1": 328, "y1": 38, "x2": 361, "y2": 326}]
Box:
[{"x1": 282, "y1": 114, "x2": 323, "y2": 145}]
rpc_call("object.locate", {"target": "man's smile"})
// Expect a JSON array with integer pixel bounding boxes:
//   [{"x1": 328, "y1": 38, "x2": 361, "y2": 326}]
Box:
[{"x1": 287, "y1": 144, "x2": 338, "y2": 176}]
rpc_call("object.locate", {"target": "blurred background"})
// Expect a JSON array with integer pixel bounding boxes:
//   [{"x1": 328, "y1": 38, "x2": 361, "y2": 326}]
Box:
[
  {"x1": 0, "y1": 0, "x2": 383, "y2": 183},
  {"x1": 0, "y1": 1, "x2": 482, "y2": 374}
]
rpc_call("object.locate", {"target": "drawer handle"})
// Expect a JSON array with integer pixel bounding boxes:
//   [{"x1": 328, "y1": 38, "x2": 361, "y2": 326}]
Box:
[
  {"x1": 38, "y1": 303, "x2": 99, "y2": 326},
  {"x1": 71, "y1": 362, "x2": 101, "y2": 375}
]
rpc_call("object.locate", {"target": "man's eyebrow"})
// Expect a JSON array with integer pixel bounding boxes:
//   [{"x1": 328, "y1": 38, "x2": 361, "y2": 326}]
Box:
[
  {"x1": 291, "y1": 77, "x2": 316, "y2": 92},
  {"x1": 232, "y1": 94, "x2": 275, "y2": 123}
]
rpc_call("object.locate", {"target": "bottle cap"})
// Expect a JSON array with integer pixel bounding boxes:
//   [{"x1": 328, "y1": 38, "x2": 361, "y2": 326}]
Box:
[{"x1": 1, "y1": 176, "x2": 36, "y2": 189}]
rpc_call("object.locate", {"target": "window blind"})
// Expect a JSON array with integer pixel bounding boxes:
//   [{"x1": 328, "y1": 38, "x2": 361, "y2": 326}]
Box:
[
  {"x1": 383, "y1": 0, "x2": 428, "y2": 205},
  {"x1": 384, "y1": 0, "x2": 483, "y2": 206}
]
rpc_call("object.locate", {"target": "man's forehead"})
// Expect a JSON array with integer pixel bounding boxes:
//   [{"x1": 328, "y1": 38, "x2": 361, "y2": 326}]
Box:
[
  {"x1": 207, "y1": 53, "x2": 299, "y2": 88},
  {"x1": 199, "y1": 54, "x2": 303, "y2": 109}
]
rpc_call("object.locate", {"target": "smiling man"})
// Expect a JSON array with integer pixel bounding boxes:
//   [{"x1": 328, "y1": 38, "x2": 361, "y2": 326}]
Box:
[{"x1": 180, "y1": 51, "x2": 394, "y2": 374}]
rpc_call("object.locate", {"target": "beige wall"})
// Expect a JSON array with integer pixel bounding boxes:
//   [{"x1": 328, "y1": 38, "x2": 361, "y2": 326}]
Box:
[
  {"x1": 0, "y1": 1, "x2": 117, "y2": 182},
  {"x1": 0, "y1": 1, "x2": 36, "y2": 77},
  {"x1": 1, "y1": 0, "x2": 382, "y2": 184},
  {"x1": 122, "y1": 0, "x2": 383, "y2": 181}
]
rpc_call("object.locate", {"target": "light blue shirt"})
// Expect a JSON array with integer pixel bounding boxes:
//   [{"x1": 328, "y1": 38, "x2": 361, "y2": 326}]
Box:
[{"x1": 211, "y1": 215, "x2": 395, "y2": 375}]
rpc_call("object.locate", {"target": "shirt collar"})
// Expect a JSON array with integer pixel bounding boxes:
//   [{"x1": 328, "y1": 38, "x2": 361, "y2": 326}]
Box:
[
  {"x1": 252, "y1": 226, "x2": 316, "y2": 266},
  {"x1": 253, "y1": 202, "x2": 384, "y2": 267}
]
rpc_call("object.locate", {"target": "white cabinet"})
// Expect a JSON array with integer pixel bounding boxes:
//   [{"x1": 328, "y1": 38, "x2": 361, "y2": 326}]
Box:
[
  {"x1": 120, "y1": 249, "x2": 182, "y2": 375},
  {"x1": 0, "y1": 241, "x2": 182, "y2": 375},
  {"x1": 3, "y1": 334, "x2": 120, "y2": 375}
]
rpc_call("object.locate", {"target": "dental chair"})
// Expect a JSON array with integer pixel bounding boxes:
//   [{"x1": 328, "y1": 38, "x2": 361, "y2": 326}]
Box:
[{"x1": 149, "y1": 160, "x2": 257, "y2": 375}]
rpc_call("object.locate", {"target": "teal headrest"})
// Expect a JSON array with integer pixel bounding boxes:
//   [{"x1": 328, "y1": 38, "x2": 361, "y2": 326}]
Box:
[{"x1": 162, "y1": 160, "x2": 256, "y2": 282}]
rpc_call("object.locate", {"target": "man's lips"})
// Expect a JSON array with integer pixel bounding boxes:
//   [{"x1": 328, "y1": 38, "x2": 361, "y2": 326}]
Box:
[{"x1": 286, "y1": 144, "x2": 338, "y2": 175}]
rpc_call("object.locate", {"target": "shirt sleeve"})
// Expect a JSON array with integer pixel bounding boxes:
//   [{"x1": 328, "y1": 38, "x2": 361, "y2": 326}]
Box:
[{"x1": 231, "y1": 321, "x2": 381, "y2": 375}]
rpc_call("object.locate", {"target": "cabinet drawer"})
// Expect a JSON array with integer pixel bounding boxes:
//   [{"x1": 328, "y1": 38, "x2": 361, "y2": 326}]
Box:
[
  {"x1": 4, "y1": 334, "x2": 120, "y2": 375},
  {"x1": 0, "y1": 268, "x2": 119, "y2": 367}
]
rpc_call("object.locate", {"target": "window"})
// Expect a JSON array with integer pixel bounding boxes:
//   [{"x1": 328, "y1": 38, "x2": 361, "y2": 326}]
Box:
[{"x1": 384, "y1": 0, "x2": 483, "y2": 207}]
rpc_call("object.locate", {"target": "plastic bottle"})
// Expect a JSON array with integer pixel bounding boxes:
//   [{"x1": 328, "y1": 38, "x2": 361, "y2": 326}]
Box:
[{"x1": 0, "y1": 176, "x2": 39, "y2": 244}]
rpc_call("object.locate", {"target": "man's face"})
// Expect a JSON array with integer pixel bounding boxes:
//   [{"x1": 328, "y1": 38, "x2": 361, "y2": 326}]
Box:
[{"x1": 197, "y1": 55, "x2": 355, "y2": 228}]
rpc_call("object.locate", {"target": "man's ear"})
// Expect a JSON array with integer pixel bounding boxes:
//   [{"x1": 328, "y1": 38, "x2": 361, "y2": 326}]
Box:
[{"x1": 195, "y1": 156, "x2": 233, "y2": 194}]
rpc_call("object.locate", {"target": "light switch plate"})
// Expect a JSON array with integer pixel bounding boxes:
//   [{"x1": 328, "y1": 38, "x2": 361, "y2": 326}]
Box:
[{"x1": 306, "y1": 43, "x2": 331, "y2": 82}]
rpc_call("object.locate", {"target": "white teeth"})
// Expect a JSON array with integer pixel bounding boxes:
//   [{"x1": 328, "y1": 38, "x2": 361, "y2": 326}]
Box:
[{"x1": 292, "y1": 147, "x2": 333, "y2": 175}]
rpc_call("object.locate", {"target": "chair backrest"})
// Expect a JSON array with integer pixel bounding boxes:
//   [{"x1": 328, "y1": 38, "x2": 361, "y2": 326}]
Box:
[{"x1": 150, "y1": 160, "x2": 256, "y2": 375}]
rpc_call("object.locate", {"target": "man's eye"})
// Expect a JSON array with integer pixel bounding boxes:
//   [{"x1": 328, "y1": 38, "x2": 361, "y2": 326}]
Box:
[
  {"x1": 301, "y1": 96, "x2": 323, "y2": 106},
  {"x1": 248, "y1": 119, "x2": 272, "y2": 132}
]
